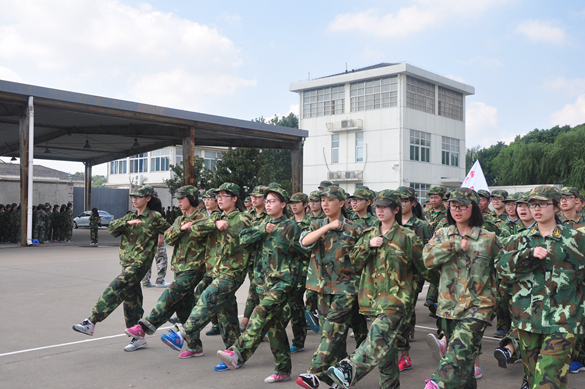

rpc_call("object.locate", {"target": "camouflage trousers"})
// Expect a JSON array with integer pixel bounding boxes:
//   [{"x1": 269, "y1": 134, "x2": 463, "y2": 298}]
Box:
[
  {"x1": 45, "y1": 222, "x2": 52, "y2": 241},
  {"x1": 518, "y1": 330, "x2": 576, "y2": 389},
  {"x1": 282, "y1": 284, "x2": 308, "y2": 348},
  {"x1": 342, "y1": 313, "x2": 404, "y2": 389},
  {"x1": 230, "y1": 288, "x2": 292, "y2": 375},
  {"x1": 572, "y1": 334, "x2": 585, "y2": 365},
  {"x1": 65, "y1": 224, "x2": 72, "y2": 240},
  {"x1": 306, "y1": 290, "x2": 319, "y2": 311},
  {"x1": 142, "y1": 246, "x2": 168, "y2": 285},
  {"x1": 139, "y1": 270, "x2": 205, "y2": 334},
  {"x1": 430, "y1": 318, "x2": 487, "y2": 389},
  {"x1": 495, "y1": 280, "x2": 511, "y2": 333},
  {"x1": 194, "y1": 274, "x2": 218, "y2": 327},
  {"x1": 89, "y1": 263, "x2": 150, "y2": 328},
  {"x1": 397, "y1": 290, "x2": 419, "y2": 352},
  {"x1": 243, "y1": 264, "x2": 260, "y2": 319},
  {"x1": 307, "y1": 293, "x2": 368, "y2": 385},
  {"x1": 176, "y1": 276, "x2": 241, "y2": 353},
  {"x1": 90, "y1": 226, "x2": 98, "y2": 244},
  {"x1": 33, "y1": 224, "x2": 46, "y2": 242}
]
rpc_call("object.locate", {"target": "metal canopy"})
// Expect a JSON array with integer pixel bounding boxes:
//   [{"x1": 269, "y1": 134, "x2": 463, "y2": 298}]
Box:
[{"x1": 0, "y1": 79, "x2": 307, "y2": 165}]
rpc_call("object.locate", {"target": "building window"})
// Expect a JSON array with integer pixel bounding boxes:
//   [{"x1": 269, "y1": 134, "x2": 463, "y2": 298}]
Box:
[
  {"x1": 150, "y1": 148, "x2": 170, "y2": 172},
  {"x1": 410, "y1": 183, "x2": 431, "y2": 199},
  {"x1": 175, "y1": 147, "x2": 183, "y2": 167},
  {"x1": 442, "y1": 137, "x2": 460, "y2": 167},
  {"x1": 406, "y1": 76, "x2": 435, "y2": 114},
  {"x1": 438, "y1": 86, "x2": 463, "y2": 121},
  {"x1": 110, "y1": 159, "x2": 127, "y2": 175},
  {"x1": 204, "y1": 151, "x2": 222, "y2": 170},
  {"x1": 331, "y1": 134, "x2": 339, "y2": 164},
  {"x1": 355, "y1": 132, "x2": 364, "y2": 162},
  {"x1": 303, "y1": 85, "x2": 344, "y2": 118},
  {"x1": 409, "y1": 130, "x2": 431, "y2": 163},
  {"x1": 130, "y1": 153, "x2": 148, "y2": 173},
  {"x1": 355, "y1": 183, "x2": 364, "y2": 189},
  {"x1": 350, "y1": 76, "x2": 398, "y2": 112}
]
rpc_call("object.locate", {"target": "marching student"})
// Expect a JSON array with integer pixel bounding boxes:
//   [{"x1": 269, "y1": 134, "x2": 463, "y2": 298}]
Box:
[{"x1": 349, "y1": 187, "x2": 377, "y2": 228}]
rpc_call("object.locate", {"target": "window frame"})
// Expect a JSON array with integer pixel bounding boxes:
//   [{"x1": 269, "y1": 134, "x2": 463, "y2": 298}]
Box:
[
  {"x1": 303, "y1": 85, "x2": 345, "y2": 118},
  {"x1": 331, "y1": 134, "x2": 339, "y2": 164},
  {"x1": 410, "y1": 182, "x2": 431, "y2": 199},
  {"x1": 406, "y1": 76, "x2": 435, "y2": 114},
  {"x1": 129, "y1": 153, "x2": 148, "y2": 173},
  {"x1": 441, "y1": 136, "x2": 460, "y2": 167},
  {"x1": 355, "y1": 132, "x2": 364, "y2": 162},
  {"x1": 409, "y1": 130, "x2": 431, "y2": 163},
  {"x1": 350, "y1": 76, "x2": 397, "y2": 112}
]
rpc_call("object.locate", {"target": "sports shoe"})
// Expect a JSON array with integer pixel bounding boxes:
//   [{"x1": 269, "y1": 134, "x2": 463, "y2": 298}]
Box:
[
  {"x1": 169, "y1": 316, "x2": 180, "y2": 325},
  {"x1": 570, "y1": 360, "x2": 585, "y2": 373},
  {"x1": 161, "y1": 329, "x2": 183, "y2": 351},
  {"x1": 125, "y1": 324, "x2": 146, "y2": 339},
  {"x1": 264, "y1": 374, "x2": 291, "y2": 383},
  {"x1": 206, "y1": 326, "x2": 221, "y2": 336},
  {"x1": 296, "y1": 373, "x2": 320, "y2": 389},
  {"x1": 214, "y1": 362, "x2": 240, "y2": 372},
  {"x1": 494, "y1": 346, "x2": 512, "y2": 368},
  {"x1": 290, "y1": 345, "x2": 305, "y2": 354},
  {"x1": 424, "y1": 378, "x2": 439, "y2": 389},
  {"x1": 426, "y1": 333, "x2": 446, "y2": 362},
  {"x1": 155, "y1": 281, "x2": 171, "y2": 288},
  {"x1": 305, "y1": 310, "x2": 320, "y2": 334},
  {"x1": 493, "y1": 329, "x2": 506, "y2": 338},
  {"x1": 124, "y1": 337, "x2": 147, "y2": 352},
  {"x1": 425, "y1": 299, "x2": 438, "y2": 316},
  {"x1": 474, "y1": 365, "x2": 482, "y2": 379},
  {"x1": 142, "y1": 283, "x2": 153, "y2": 287},
  {"x1": 398, "y1": 355, "x2": 412, "y2": 371},
  {"x1": 72, "y1": 319, "x2": 95, "y2": 336},
  {"x1": 409, "y1": 333, "x2": 415, "y2": 342},
  {"x1": 327, "y1": 360, "x2": 355, "y2": 389},
  {"x1": 520, "y1": 378, "x2": 529, "y2": 389},
  {"x1": 217, "y1": 349, "x2": 239, "y2": 370},
  {"x1": 179, "y1": 349, "x2": 204, "y2": 358}
]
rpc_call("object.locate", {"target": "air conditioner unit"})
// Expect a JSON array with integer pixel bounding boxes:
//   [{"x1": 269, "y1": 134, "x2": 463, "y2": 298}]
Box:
[
  {"x1": 134, "y1": 175, "x2": 142, "y2": 185},
  {"x1": 327, "y1": 171, "x2": 342, "y2": 180},
  {"x1": 345, "y1": 171, "x2": 354, "y2": 179},
  {"x1": 341, "y1": 119, "x2": 353, "y2": 128}
]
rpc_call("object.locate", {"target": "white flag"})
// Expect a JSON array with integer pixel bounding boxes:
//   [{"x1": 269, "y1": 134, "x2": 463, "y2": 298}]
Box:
[{"x1": 461, "y1": 160, "x2": 489, "y2": 192}]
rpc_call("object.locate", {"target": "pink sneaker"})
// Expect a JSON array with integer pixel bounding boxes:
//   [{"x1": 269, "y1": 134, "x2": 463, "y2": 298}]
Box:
[
  {"x1": 124, "y1": 324, "x2": 145, "y2": 339},
  {"x1": 424, "y1": 378, "x2": 439, "y2": 389},
  {"x1": 426, "y1": 333, "x2": 446, "y2": 362},
  {"x1": 398, "y1": 355, "x2": 412, "y2": 371},
  {"x1": 179, "y1": 349, "x2": 204, "y2": 358},
  {"x1": 264, "y1": 374, "x2": 291, "y2": 383},
  {"x1": 217, "y1": 349, "x2": 239, "y2": 370},
  {"x1": 474, "y1": 365, "x2": 482, "y2": 379}
]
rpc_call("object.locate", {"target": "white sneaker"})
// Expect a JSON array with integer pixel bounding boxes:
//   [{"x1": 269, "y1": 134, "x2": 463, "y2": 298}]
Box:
[
  {"x1": 72, "y1": 319, "x2": 95, "y2": 336},
  {"x1": 124, "y1": 337, "x2": 147, "y2": 352},
  {"x1": 155, "y1": 281, "x2": 171, "y2": 288}
]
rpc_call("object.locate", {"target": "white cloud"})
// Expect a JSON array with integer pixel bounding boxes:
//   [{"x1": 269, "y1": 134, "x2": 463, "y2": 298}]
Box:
[
  {"x1": 458, "y1": 56, "x2": 502, "y2": 68},
  {"x1": 466, "y1": 102, "x2": 515, "y2": 148},
  {"x1": 515, "y1": 19, "x2": 568, "y2": 45},
  {"x1": 540, "y1": 76, "x2": 585, "y2": 97},
  {"x1": 218, "y1": 13, "x2": 242, "y2": 25},
  {"x1": 289, "y1": 104, "x2": 299, "y2": 116},
  {"x1": 0, "y1": 66, "x2": 23, "y2": 83},
  {"x1": 550, "y1": 95, "x2": 585, "y2": 127},
  {"x1": 327, "y1": 0, "x2": 514, "y2": 38},
  {"x1": 0, "y1": 0, "x2": 255, "y2": 111}
]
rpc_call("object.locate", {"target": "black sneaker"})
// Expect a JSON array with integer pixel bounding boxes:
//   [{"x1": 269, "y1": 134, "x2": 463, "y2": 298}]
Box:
[
  {"x1": 206, "y1": 326, "x2": 221, "y2": 336},
  {"x1": 327, "y1": 360, "x2": 354, "y2": 389},
  {"x1": 494, "y1": 347, "x2": 512, "y2": 368},
  {"x1": 520, "y1": 378, "x2": 529, "y2": 389},
  {"x1": 169, "y1": 316, "x2": 180, "y2": 325}
]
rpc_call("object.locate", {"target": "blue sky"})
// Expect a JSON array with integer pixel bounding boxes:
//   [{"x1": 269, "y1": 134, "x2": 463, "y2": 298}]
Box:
[{"x1": 0, "y1": 0, "x2": 584, "y2": 175}]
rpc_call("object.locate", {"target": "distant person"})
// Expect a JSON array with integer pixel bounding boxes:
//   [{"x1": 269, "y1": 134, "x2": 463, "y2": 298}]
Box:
[
  {"x1": 142, "y1": 197, "x2": 171, "y2": 288},
  {"x1": 89, "y1": 208, "x2": 99, "y2": 246}
]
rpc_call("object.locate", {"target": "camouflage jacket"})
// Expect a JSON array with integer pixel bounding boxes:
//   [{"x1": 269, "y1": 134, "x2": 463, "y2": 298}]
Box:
[
  {"x1": 423, "y1": 225, "x2": 502, "y2": 323},
  {"x1": 300, "y1": 215, "x2": 363, "y2": 295},
  {"x1": 402, "y1": 215, "x2": 433, "y2": 245},
  {"x1": 345, "y1": 205, "x2": 357, "y2": 220},
  {"x1": 164, "y1": 209, "x2": 206, "y2": 273},
  {"x1": 352, "y1": 212, "x2": 378, "y2": 228},
  {"x1": 425, "y1": 206, "x2": 448, "y2": 231},
  {"x1": 350, "y1": 222, "x2": 427, "y2": 316},
  {"x1": 497, "y1": 224, "x2": 585, "y2": 335},
  {"x1": 436, "y1": 216, "x2": 509, "y2": 240},
  {"x1": 310, "y1": 210, "x2": 326, "y2": 221},
  {"x1": 240, "y1": 215, "x2": 307, "y2": 296},
  {"x1": 493, "y1": 210, "x2": 508, "y2": 223},
  {"x1": 191, "y1": 209, "x2": 252, "y2": 282},
  {"x1": 560, "y1": 213, "x2": 585, "y2": 229},
  {"x1": 196, "y1": 209, "x2": 222, "y2": 273},
  {"x1": 89, "y1": 215, "x2": 99, "y2": 230},
  {"x1": 34, "y1": 209, "x2": 49, "y2": 227},
  {"x1": 247, "y1": 209, "x2": 270, "y2": 273},
  {"x1": 108, "y1": 208, "x2": 170, "y2": 267}
]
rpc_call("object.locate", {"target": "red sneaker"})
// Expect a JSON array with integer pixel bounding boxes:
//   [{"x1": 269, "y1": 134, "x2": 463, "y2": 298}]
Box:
[{"x1": 398, "y1": 355, "x2": 413, "y2": 371}]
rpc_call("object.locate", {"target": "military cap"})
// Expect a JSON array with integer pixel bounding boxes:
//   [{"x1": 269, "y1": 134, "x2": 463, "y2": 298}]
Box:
[
  {"x1": 67, "y1": 202, "x2": 72, "y2": 207},
  {"x1": 129, "y1": 185, "x2": 155, "y2": 198},
  {"x1": 503, "y1": 192, "x2": 521, "y2": 203},
  {"x1": 516, "y1": 192, "x2": 529, "y2": 204},
  {"x1": 348, "y1": 187, "x2": 374, "y2": 202},
  {"x1": 6, "y1": 204, "x2": 13, "y2": 209},
  {"x1": 175, "y1": 185, "x2": 198, "y2": 198},
  {"x1": 250, "y1": 185, "x2": 268, "y2": 197},
  {"x1": 54, "y1": 204, "x2": 59, "y2": 208},
  {"x1": 477, "y1": 189, "x2": 491, "y2": 199},
  {"x1": 244, "y1": 197, "x2": 251, "y2": 203},
  {"x1": 309, "y1": 190, "x2": 322, "y2": 202},
  {"x1": 528, "y1": 185, "x2": 561, "y2": 202},
  {"x1": 396, "y1": 186, "x2": 417, "y2": 200},
  {"x1": 448, "y1": 188, "x2": 480, "y2": 205},
  {"x1": 373, "y1": 190, "x2": 401, "y2": 207},
  {"x1": 266, "y1": 186, "x2": 290, "y2": 203},
  {"x1": 320, "y1": 185, "x2": 346, "y2": 201},
  {"x1": 491, "y1": 189, "x2": 508, "y2": 199},
  {"x1": 428, "y1": 186, "x2": 445, "y2": 198},
  {"x1": 215, "y1": 182, "x2": 240, "y2": 197},
  {"x1": 561, "y1": 187, "x2": 580, "y2": 198},
  {"x1": 318, "y1": 180, "x2": 333, "y2": 189},
  {"x1": 290, "y1": 192, "x2": 309, "y2": 203},
  {"x1": 268, "y1": 182, "x2": 282, "y2": 190},
  {"x1": 204, "y1": 189, "x2": 217, "y2": 198},
  {"x1": 45, "y1": 202, "x2": 51, "y2": 207},
  {"x1": 12, "y1": 203, "x2": 18, "y2": 207},
  {"x1": 0, "y1": 204, "x2": 4, "y2": 209}
]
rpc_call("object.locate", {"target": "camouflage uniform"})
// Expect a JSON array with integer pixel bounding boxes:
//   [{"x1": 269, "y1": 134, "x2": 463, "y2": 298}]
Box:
[
  {"x1": 299, "y1": 185, "x2": 366, "y2": 386},
  {"x1": 51, "y1": 206, "x2": 60, "y2": 242},
  {"x1": 44, "y1": 204, "x2": 52, "y2": 241},
  {"x1": 497, "y1": 186, "x2": 585, "y2": 389},
  {"x1": 424, "y1": 188, "x2": 502, "y2": 389},
  {"x1": 89, "y1": 214, "x2": 99, "y2": 244},
  {"x1": 175, "y1": 183, "x2": 252, "y2": 353},
  {"x1": 88, "y1": 186, "x2": 170, "y2": 328},
  {"x1": 305, "y1": 192, "x2": 326, "y2": 314},
  {"x1": 0, "y1": 205, "x2": 5, "y2": 243},
  {"x1": 33, "y1": 206, "x2": 49, "y2": 243},
  {"x1": 65, "y1": 205, "x2": 73, "y2": 241}
]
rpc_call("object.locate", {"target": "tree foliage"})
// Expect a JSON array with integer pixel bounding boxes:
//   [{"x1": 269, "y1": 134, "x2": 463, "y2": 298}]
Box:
[
  {"x1": 74, "y1": 172, "x2": 107, "y2": 188},
  {"x1": 164, "y1": 155, "x2": 213, "y2": 197}
]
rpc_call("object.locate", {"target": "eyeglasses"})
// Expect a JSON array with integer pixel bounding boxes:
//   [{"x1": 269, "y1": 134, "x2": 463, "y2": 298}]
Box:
[
  {"x1": 528, "y1": 202, "x2": 554, "y2": 209},
  {"x1": 216, "y1": 195, "x2": 233, "y2": 199},
  {"x1": 491, "y1": 198, "x2": 503, "y2": 202},
  {"x1": 561, "y1": 196, "x2": 575, "y2": 202},
  {"x1": 264, "y1": 199, "x2": 279, "y2": 205},
  {"x1": 449, "y1": 204, "x2": 470, "y2": 211}
]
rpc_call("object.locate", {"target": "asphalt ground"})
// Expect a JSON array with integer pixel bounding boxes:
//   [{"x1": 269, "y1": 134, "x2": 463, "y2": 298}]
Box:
[{"x1": 1, "y1": 228, "x2": 584, "y2": 388}]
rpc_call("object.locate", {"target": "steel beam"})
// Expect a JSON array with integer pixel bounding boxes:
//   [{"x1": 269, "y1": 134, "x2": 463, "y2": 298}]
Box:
[
  {"x1": 84, "y1": 162, "x2": 92, "y2": 211},
  {"x1": 183, "y1": 127, "x2": 195, "y2": 186},
  {"x1": 291, "y1": 140, "x2": 304, "y2": 194}
]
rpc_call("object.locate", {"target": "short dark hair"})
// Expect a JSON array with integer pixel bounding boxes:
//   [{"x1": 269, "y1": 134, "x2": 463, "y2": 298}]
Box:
[
  {"x1": 446, "y1": 202, "x2": 484, "y2": 228},
  {"x1": 186, "y1": 194, "x2": 199, "y2": 208}
]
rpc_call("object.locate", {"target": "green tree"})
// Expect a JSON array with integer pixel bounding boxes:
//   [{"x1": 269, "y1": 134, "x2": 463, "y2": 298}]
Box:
[
  {"x1": 72, "y1": 172, "x2": 108, "y2": 188},
  {"x1": 164, "y1": 156, "x2": 213, "y2": 197},
  {"x1": 210, "y1": 147, "x2": 263, "y2": 199},
  {"x1": 465, "y1": 142, "x2": 507, "y2": 186}
]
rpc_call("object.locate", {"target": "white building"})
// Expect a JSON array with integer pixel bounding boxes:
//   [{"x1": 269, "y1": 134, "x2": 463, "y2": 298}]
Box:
[{"x1": 290, "y1": 63, "x2": 475, "y2": 199}]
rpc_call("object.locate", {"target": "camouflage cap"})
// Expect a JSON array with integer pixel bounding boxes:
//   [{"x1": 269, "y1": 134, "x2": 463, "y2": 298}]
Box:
[
  {"x1": 503, "y1": 192, "x2": 521, "y2": 203},
  {"x1": 309, "y1": 190, "x2": 322, "y2": 202},
  {"x1": 130, "y1": 185, "x2": 155, "y2": 198},
  {"x1": 0, "y1": 204, "x2": 4, "y2": 208},
  {"x1": 250, "y1": 185, "x2": 268, "y2": 197},
  {"x1": 516, "y1": 192, "x2": 530, "y2": 204},
  {"x1": 204, "y1": 189, "x2": 217, "y2": 198},
  {"x1": 45, "y1": 202, "x2": 51, "y2": 207},
  {"x1": 12, "y1": 203, "x2": 17, "y2": 207},
  {"x1": 290, "y1": 192, "x2": 309, "y2": 203},
  {"x1": 428, "y1": 186, "x2": 445, "y2": 198},
  {"x1": 561, "y1": 187, "x2": 580, "y2": 198},
  {"x1": 373, "y1": 189, "x2": 402, "y2": 207},
  {"x1": 396, "y1": 186, "x2": 417, "y2": 200},
  {"x1": 268, "y1": 182, "x2": 282, "y2": 190},
  {"x1": 318, "y1": 180, "x2": 333, "y2": 189},
  {"x1": 54, "y1": 204, "x2": 59, "y2": 208},
  {"x1": 477, "y1": 189, "x2": 491, "y2": 199},
  {"x1": 320, "y1": 185, "x2": 346, "y2": 201},
  {"x1": 244, "y1": 197, "x2": 251, "y2": 203},
  {"x1": 175, "y1": 185, "x2": 198, "y2": 198},
  {"x1": 528, "y1": 185, "x2": 561, "y2": 202},
  {"x1": 348, "y1": 187, "x2": 374, "y2": 202},
  {"x1": 448, "y1": 188, "x2": 480, "y2": 205},
  {"x1": 266, "y1": 186, "x2": 290, "y2": 204},
  {"x1": 491, "y1": 189, "x2": 508, "y2": 199},
  {"x1": 215, "y1": 182, "x2": 241, "y2": 197}
]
